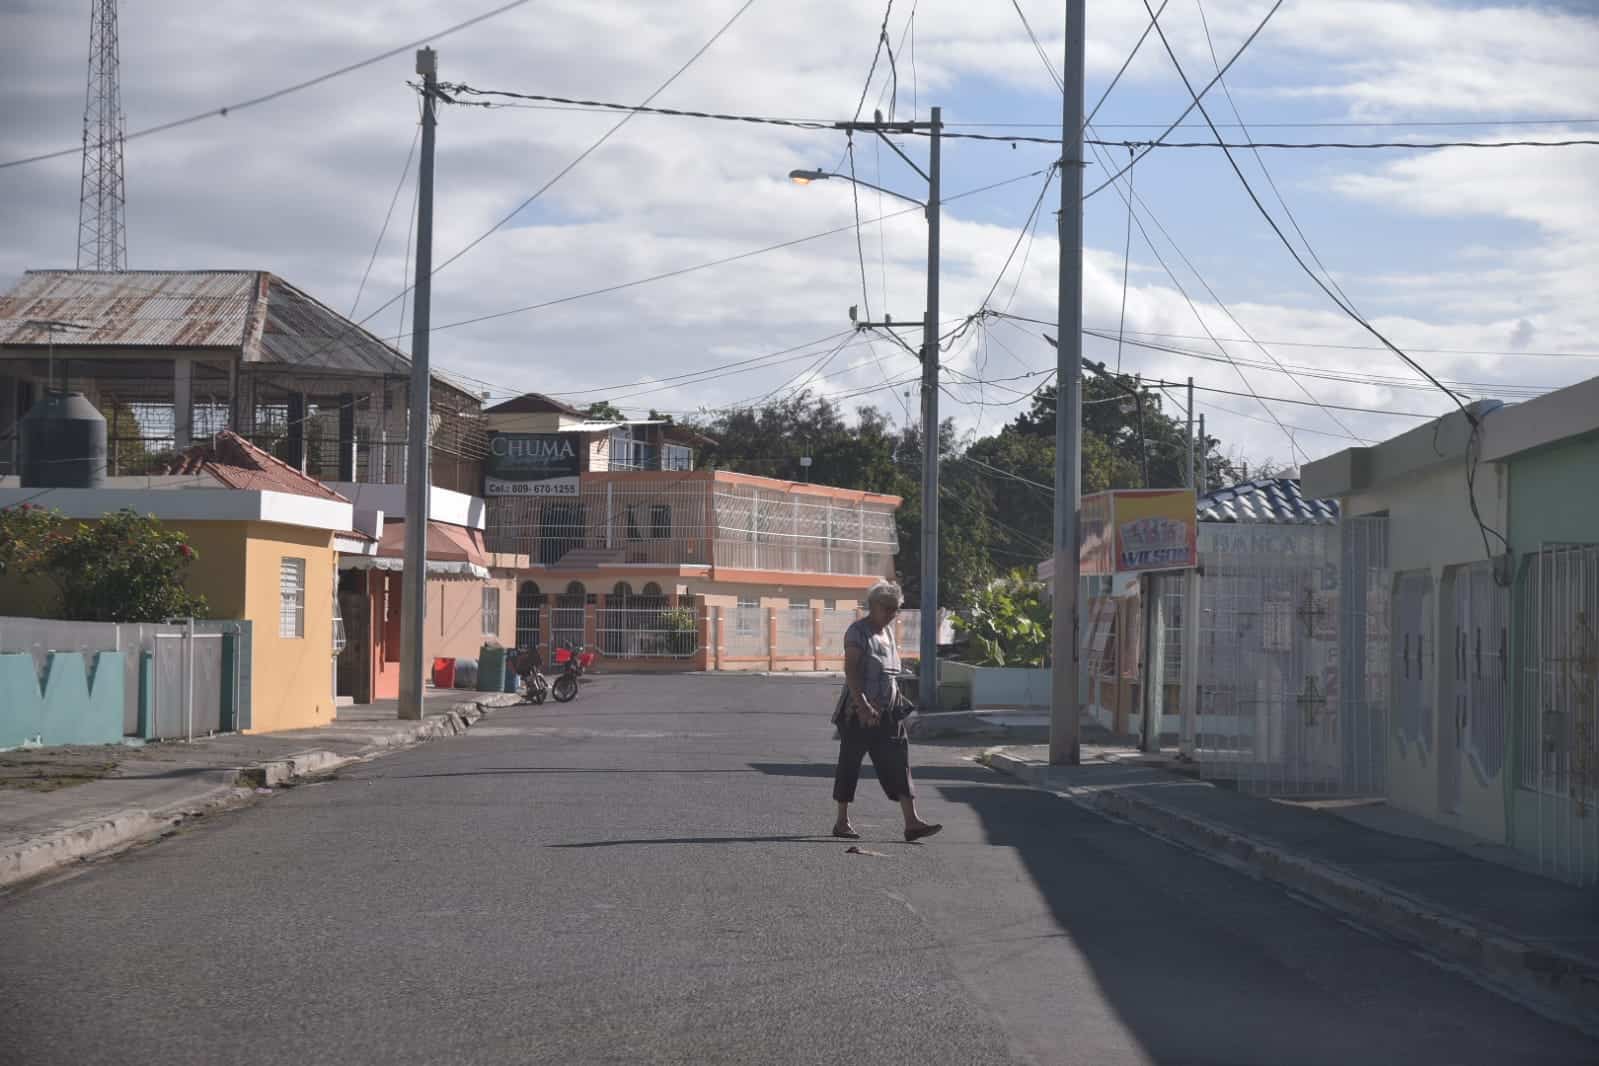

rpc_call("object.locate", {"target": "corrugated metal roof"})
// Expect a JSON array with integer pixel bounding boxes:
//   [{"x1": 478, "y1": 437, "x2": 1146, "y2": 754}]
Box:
[
  {"x1": 1196, "y1": 478, "x2": 1339, "y2": 525},
  {"x1": 0, "y1": 271, "x2": 435, "y2": 386},
  {"x1": 0, "y1": 270, "x2": 256, "y2": 348}
]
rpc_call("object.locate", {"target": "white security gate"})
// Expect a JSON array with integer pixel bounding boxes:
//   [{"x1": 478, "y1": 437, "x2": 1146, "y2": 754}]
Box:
[
  {"x1": 1442, "y1": 561, "x2": 1509, "y2": 815},
  {"x1": 1336, "y1": 516, "x2": 1390, "y2": 797},
  {"x1": 1194, "y1": 524, "x2": 1345, "y2": 795},
  {"x1": 549, "y1": 592, "x2": 586, "y2": 660},
  {"x1": 1393, "y1": 570, "x2": 1435, "y2": 767},
  {"x1": 1520, "y1": 544, "x2": 1599, "y2": 884}
]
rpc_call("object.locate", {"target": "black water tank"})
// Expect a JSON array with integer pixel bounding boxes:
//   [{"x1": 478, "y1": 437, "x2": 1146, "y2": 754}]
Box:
[{"x1": 19, "y1": 392, "x2": 107, "y2": 489}]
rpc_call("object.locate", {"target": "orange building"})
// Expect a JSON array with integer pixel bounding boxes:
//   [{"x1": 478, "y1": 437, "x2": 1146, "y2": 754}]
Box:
[{"x1": 479, "y1": 394, "x2": 904, "y2": 672}]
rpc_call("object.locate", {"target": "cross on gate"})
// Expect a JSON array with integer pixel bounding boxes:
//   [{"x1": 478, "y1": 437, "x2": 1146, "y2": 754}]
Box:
[
  {"x1": 1296, "y1": 587, "x2": 1329, "y2": 639},
  {"x1": 1297, "y1": 674, "x2": 1326, "y2": 727}
]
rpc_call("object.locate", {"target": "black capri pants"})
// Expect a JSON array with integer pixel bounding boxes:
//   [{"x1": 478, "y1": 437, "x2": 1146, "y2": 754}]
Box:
[{"x1": 833, "y1": 714, "x2": 914, "y2": 803}]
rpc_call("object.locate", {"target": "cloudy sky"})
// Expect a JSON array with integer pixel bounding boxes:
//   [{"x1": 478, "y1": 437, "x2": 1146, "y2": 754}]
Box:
[{"x1": 3, "y1": 0, "x2": 1597, "y2": 470}]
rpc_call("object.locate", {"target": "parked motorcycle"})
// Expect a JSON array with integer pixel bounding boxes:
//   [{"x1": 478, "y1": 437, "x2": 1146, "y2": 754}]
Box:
[
  {"x1": 551, "y1": 642, "x2": 595, "y2": 703},
  {"x1": 515, "y1": 647, "x2": 549, "y2": 705}
]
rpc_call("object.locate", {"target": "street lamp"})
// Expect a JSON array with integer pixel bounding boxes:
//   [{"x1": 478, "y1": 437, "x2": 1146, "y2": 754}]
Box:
[{"x1": 788, "y1": 108, "x2": 943, "y2": 712}]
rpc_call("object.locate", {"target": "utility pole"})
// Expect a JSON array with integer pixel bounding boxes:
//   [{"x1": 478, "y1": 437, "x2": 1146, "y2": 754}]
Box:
[
  {"x1": 918, "y1": 105, "x2": 942, "y2": 712},
  {"x1": 1185, "y1": 376, "x2": 1195, "y2": 489},
  {"x1": 818, "y1": 109, "x2": 941, "y2": 710},
  {"x1": 398, "y1": 47, "x2": 438, "y2": 721},
  {"x1": 1199, "y1": 413, "x2": 1208, "y2": 489},
  {"x1": 1049, "y1": 0, "x2": 1086, "y2": 766}
]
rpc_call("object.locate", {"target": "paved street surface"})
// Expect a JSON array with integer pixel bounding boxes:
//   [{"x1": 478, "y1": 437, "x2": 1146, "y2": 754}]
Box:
[{"x1": 2, "y1": 676, "x2": 1594, "y2": 1065}]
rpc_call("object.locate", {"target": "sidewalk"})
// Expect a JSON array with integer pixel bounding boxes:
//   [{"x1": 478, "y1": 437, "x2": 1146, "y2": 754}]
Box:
[
  {"x1": 982, "y1": 743, "x2": 1599, "y2": 1032},
  {"x1": 0, "y1": 692, "x2": 521, "y2": 890}
]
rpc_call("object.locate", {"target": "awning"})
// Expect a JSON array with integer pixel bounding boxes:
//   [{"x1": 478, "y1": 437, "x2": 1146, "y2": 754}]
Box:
[
  {"x1": 336, "y1": 520, "x2": 494, "y2": 580},
  {"x1": 338, "y1": 555, "x2": 490, "y2": 580}
]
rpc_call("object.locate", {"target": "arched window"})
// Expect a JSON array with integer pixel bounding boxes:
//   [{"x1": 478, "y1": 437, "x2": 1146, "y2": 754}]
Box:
[
  {"x1": 642, "y1": 582, "x2": 663, "y2": 598},
  {"x1": 566, "y1": 581, "x2": 586, "y2": 597},
  {"x1": 612, "y1": 581, "x2": 634, "y2": 600}
]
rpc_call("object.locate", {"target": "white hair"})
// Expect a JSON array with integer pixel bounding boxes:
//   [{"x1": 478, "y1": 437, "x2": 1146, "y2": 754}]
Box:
[{"x1": 865, "y1": 580, "x2": 903, "y2": 610}]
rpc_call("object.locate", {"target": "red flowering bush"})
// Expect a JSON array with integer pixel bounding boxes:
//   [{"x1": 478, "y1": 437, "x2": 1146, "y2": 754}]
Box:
[{"x1": 0, "y1": 506, "x2": 207, "y2": 622}]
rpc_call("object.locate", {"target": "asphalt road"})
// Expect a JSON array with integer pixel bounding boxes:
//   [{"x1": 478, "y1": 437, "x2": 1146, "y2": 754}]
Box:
[{"x1": 2, "y1": 675, "x2": 1594, "y2": 1065}]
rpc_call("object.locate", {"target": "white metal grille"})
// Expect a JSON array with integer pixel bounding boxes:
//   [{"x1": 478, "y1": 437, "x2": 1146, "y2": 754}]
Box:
[
  {"x1": 515, "y1": 582, "x2": 541, "y2": 653},
  {"x1": 726, "y1": 606, "x2": 768, "y2": 658},
  {"x1": 1393, "y1": 570, "x2": 1434, "y2": 759},
  {"x1": 1447, "y1": 560, "x2": 1509, "y2": 785},
  {"x1": 279, "y1": 558, "x2": 306, "y2": 639},
  {"x1": 1520, "y1": 544, "x2": 1599, "y2": 884},
  {"x1": 482, "y1": 587, "x2": 500, "y2": 638},
  {"x1": 819, "y1": 608, "x2": 858, "y2": 656},
  {"x1": 598, "y1": 600, "x2": 699, "y2": 659},
  {"x1": 1192, "y1": 524, "x2": 1347, "y2": 796},
  {"x1": 550, "y1": 594, "x2": 586, "y2": 659},
  {"x1": 1337, "y1": 516, "x2": 1390, "y2": 798},
  {"x1": 776, "y1": 605, "x2": 813, "y2": 658}
]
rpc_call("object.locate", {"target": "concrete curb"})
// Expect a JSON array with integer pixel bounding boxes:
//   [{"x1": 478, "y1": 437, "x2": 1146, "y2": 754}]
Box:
[
  {"x1": 981, "y1": 749, "x2": 1599, "y2": 1031},
  {"x1": 0, "y1": 696, "x2": 508, "y2": 891}
]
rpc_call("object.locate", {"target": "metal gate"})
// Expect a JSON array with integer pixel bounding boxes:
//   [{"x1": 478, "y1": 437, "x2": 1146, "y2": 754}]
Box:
[
  {"x1": 1336, "y1": 516, "x2": 1390, "y2": 797},
  {"x1": 550, "y1": 591, "x2": 587, "y2": 659},
  {"x1": 1194, "y1": 523, "x2": 1347, "y2": 795},
  {"x1": 515, "y1": 581, "x2": 542, "y2": 654},
  {"x1": 1520, "y1": 543, "x2": 1599, "y2": 884}
]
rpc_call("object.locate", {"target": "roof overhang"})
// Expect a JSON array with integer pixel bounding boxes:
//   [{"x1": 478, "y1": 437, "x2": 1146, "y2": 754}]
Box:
[
  {"x1": 1479, "y1": 374, "x2": 1599, "y2": 462},
  {"x1": 1301, "y1": 399, "x2": 1503, "y2": 499},
  {"x1": 0, "y1": 485, "x2": 353, "y2": 532}
]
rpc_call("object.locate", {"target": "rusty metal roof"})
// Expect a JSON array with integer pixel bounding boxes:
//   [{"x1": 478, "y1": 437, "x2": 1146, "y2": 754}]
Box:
[
  {"x1": 0, "y1": 270, "x2": 256, "y2": 348},
  {"x1": 0, "y1": 271, "x2": 433, "y2": 384}
]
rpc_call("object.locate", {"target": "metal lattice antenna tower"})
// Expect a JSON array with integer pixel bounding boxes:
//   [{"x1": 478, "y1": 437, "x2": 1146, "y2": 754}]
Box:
[{"x1": 76, "y1": 0, "x2": 128, "y2": 271}]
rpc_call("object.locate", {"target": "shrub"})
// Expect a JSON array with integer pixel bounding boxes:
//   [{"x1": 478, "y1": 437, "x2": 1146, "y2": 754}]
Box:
[
  {"x1": 952, "y1": 569, "x2": 1051, "y2": 668},
  {"x1": 0, "y1": 505, "x2": 208, "y2": 623}
]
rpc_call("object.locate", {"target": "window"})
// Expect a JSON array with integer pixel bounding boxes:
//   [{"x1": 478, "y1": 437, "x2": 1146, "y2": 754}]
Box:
[
  {"x1": 482, "y1": 586, "x2": 501, "y2": 637},
  {"x1": 650, "y1": 504, "x2": 671, "y2": 539},
  {"x1": 662, "y1": 443, "x2": 693, "y2": 471},
  {"x1": 280, "y1": 558, "x2": 306, "y2": 638},
  {"x1": 625, "y1": 504, "x2": 642, "y2": 540}
]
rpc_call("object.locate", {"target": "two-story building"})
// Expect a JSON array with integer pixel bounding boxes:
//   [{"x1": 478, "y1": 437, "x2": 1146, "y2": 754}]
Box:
[{"x1": 480, "y1": 394, "x2": 904, "y2": 669}]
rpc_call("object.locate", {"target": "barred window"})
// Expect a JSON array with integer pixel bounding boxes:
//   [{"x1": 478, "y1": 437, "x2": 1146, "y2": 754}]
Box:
[
  {"x1": 280, "y1": 558, "x2": 306, "y2": 639},
  {"x1": 482, "y1": 587, "x2": 501, "y2": 637}
]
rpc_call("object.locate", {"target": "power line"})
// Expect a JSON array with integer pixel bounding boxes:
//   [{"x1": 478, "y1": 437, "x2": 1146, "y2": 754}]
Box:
[
  {"x1": 1085, "y1": 0, "x2": 1282, "y2": 202},
  {"x1": 0, "y1": 0, "x2": 536, "y2": 171},
  {"x1": 350, "y1": 124, "x2": 420, "y2": 320},
  {"x1": 1138, "y1": 0, "x2": 1466, "y2": 417},
  {"x1": 441, "y1": 86, "x2": 1599, "y2": 150}
]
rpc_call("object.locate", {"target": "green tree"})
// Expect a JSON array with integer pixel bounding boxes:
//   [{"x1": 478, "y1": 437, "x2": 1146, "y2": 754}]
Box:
[
  {"x1": 952, "y1": 569, "x2": 1052, "y2": 667},
  {"x1": 0, "y1": 506, "x2": 207, "y2": 622},
  {"x1": 584, "y1": 400, "x2": 626, "y2": 421}
]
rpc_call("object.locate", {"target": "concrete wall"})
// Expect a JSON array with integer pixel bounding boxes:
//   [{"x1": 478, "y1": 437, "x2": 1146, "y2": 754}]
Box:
[
  {"x1": 0, "y1": 651, "x2": 125, "y2": 748},
  {"x1": 1505, "y1": 434, "x2": 1599, "y2": 558},
  {"x1": 239, "y1": 523, "x2": 338, "y2": 733},
  {"x1": 424, "y1": 574, "x2": 518, "y2": 662},
  {"x1": 1341, "y1": 459, "x2": 1509, "y2": 843}
]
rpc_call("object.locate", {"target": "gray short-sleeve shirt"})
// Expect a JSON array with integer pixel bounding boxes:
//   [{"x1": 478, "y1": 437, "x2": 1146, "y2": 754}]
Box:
[{"x1": 845, "y1": 617, "x2": 900, "y2": 708}]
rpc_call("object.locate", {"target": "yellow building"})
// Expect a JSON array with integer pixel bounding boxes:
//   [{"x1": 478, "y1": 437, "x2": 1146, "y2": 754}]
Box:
[{"x1": 1, "y1": 432, "x2": 358, "y2": 733}]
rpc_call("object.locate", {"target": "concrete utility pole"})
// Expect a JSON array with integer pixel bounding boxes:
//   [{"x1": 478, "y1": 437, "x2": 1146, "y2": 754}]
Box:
[
  {"x1": 1049, "y1": 0, "x2": 1086, "y2": 766},
  {"x1": 1199, "y1": 414, "x2": 1208, "y2": 490},
  {"x1": 398, "y1": 47, "x2": 438, "y2": 721},
  {"x1": 918, "y1": 106, "x2": 942, "y2": 713},
  {"x1": 804, "y1": 109, "x2": 941, "y2": 709},
  {"x1": 1186, "y1": 376, "x2": 1195, "y2": 489}
]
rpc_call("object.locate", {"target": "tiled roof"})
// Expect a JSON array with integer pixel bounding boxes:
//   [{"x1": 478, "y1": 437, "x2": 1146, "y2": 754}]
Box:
[
  {"x1": 164, "y1": 431, "x2": 349, "y2": 502},
  {"x1": 484, "y1": 393, "x2": 587, "y2": 417},
  {"x1": 1196, "y1": 478, "x2": 1338, "y2": 525}
]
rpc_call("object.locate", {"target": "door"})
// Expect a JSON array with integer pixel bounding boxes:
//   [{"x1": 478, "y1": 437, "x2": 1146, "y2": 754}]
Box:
[{"x1": 1442, "y1": 570, "x2": 1467, "y2": 814}]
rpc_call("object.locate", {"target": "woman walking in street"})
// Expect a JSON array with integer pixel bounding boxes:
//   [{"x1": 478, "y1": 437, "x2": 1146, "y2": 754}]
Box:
[{"x1": 832, "y1": 581, "x2": 942, "y2": 842}]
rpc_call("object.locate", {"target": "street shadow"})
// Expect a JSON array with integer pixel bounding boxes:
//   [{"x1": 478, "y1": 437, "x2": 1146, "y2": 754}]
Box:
[
  {"x1": 747, "y1": 761, "x2": 998, "y2": 785},
  {"x1": 547, "y1": 834, "x2": 835, "y2": 848},
  {"x1": 386, "y1": 767, "x2": 763, "y2": 779},
  {"x1": 921, "y1": 772, "x2": 1577, "y2": 1065}
]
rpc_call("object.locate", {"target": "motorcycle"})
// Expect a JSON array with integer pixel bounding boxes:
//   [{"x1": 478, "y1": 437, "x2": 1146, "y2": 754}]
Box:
[
  {"x1": 515, "y1": 646, "x2": 549, "y2": 705},
  {"x1": 551, "y1": 642, "x2": 595, "y2": 703}
]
